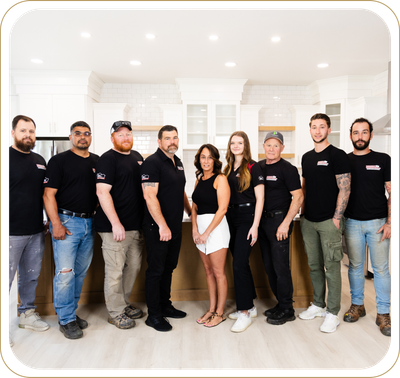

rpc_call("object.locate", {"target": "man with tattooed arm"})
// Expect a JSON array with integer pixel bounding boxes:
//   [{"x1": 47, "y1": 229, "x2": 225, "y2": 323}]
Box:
[
  {"x1": 342, "y1": 118, "x2": 391, "y2": 337},
  {"x1": 298, "y1": 113, "x2": 351, "y2": 333}
]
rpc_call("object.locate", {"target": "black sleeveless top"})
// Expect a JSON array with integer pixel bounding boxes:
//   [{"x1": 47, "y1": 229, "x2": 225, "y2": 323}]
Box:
[{"x1": 192, "y1": 174, "x2": 219, "y2": 215}]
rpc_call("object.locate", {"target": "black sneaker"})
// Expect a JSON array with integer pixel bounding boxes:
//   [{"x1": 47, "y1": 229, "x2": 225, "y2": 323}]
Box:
[
  {"x1": 59, "y1": 321, "x2": 83, "y2": 339},
  {"x1": 264, "y1": 304, "x2": 280, "y2": 318},
  {"x1": 267, "y1": 308, "x2": 296, "y2": 325},
  {"x1": 76, "y1": 316, "x2": 88, "y2": 329},
  {"x1": 145, "y1": 316, "x2": 172, "y2": 332},
  {"x1": 161, "y1": 305, "x2": 187, "y2": 319}
]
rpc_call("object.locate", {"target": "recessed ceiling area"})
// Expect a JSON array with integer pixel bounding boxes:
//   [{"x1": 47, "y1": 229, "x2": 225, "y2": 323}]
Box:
[{"x1": 10, "y1": 9, "x2": 390, "y2": 85}]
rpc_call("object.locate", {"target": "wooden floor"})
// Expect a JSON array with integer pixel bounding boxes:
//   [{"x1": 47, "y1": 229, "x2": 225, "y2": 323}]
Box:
[{"x1": 9, "y1": 263, "x2": 391, "y2": 371}]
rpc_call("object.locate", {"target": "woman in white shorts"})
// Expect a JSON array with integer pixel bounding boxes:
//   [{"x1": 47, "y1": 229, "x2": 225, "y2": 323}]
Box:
[{"x1": 192, "y1": 144, "x2": 230, "y2": 327}]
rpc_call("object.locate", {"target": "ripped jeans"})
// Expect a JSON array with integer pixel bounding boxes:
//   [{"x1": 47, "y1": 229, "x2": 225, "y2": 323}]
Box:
[{"x1": 50, "y1": 214, "x2": 95, "y2": 325}]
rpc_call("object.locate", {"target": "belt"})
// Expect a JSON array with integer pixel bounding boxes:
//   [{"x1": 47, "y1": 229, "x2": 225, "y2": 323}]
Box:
[
  {"x1": 58, "y1": 208, "x2": 94, "y2": 219},
  {"x1": 229, "y1": 202, "x2": 255, "y2": 209},
  {"x1": 263, "y1": 210, "x2": 285, "y2": 218}
]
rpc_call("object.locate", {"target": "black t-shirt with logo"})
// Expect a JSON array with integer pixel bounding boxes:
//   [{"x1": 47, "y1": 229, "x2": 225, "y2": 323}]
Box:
[
  {"x1": 141, "y1": 148, "x2": 186, "y2": 234},
  {"x1": 301, "y1": 144, "x2": 350, "y2": 222},
  {"x1": 345, "y1": 150, "x2": 391, "y2": 221},
  {"x1": 44, "y1": 150, "x2": 99, "y2": 214},
  {"x1": 95, "y1": 149, "x2": 144, "y2": 232},
  {"x1": 9, "y1": 147, "x2": 47, "y2": 235},
  {"x1": 227, "y1": 160, "x2": 264, "y2": 205},
  {"x1": 259, "y1": 158, "x2": 301, "y2": 212}
]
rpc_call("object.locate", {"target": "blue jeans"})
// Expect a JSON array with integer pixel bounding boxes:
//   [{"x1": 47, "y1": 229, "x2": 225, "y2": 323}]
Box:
[
  {"x1": 344, "y1": 217, "x2": 391, "y2": 314},
  {"x1": 9, "y1": 232, "x2": 45, "y2": 314},
  {"x1": 50, "y1": 214, "x2": 95, "y2": 325}
]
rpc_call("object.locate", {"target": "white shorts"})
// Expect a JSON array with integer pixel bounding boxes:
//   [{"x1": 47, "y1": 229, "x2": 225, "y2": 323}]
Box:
[{"x1": 196, "y1": 214, "x2": 230, "y2": 255}]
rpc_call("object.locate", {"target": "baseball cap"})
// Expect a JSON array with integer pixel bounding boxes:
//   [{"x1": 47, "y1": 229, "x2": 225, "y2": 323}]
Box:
[
  {"x1": 110, "y1": 121, "x2": 132, "y2": 134},
  {"x1": 263, "y1": 131, "x2": 284, "y2": 144}
]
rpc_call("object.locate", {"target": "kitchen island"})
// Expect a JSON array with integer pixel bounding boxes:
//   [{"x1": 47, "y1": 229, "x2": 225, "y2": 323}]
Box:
[{"x1": 31, "y1": 219, "x2": 313, "y2": 315}]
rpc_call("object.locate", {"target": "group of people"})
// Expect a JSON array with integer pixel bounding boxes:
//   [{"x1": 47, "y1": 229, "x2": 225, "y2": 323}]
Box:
[{"x1": 9, "y1": 111, "x2": 391, "y2": 346}]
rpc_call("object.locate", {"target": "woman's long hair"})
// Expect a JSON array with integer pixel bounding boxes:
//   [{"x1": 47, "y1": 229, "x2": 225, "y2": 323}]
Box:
[
  {"x1": 194, "y1": 144, "x2": 222, "y2": 179},
  {"x1": 223, "y1": 131, "x2": 252, "y2": 192}
]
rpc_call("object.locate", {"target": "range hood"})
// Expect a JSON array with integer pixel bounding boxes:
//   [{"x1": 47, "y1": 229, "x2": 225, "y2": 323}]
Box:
[{"x1": 373, "y1": 61, "x2": 391, "y2": 135}]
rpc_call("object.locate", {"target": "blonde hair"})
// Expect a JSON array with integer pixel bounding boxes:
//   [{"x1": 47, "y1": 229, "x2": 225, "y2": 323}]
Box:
[{"x1": 223, "y1": 131, "x2": 252, "y2": 193}]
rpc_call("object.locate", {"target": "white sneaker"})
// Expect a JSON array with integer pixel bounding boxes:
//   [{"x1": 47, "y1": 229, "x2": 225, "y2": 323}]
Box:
[
  {"x1": 299, "y1": 303, "x2": 327, "y2": 320},
  {"x1": 230, "y1": 312, "x2": 252, "y2": 333},
  {"x1": 19, "y1": 309, "x2": 50, "y2": 332},
  {"x1": 229, "y1": 306, "x2": 257, "y2": 320},
  {"x1": 320, "y1": 312, "x2": 340, "y2": 333}
]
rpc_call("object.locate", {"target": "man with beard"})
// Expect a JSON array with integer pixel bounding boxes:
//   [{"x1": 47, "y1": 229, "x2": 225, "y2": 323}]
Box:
[
  {"x1": 298, "y1": 113, "x2": 351, "y2": 333},
  {"x1": 9, "y1": 115, "x2": 50, "y2": 345},
  {"x1": 343, "y1": 118, "x2": 391, "y2": 336},
  {"x1": 43, "y1": 121, "x2": 99, "y2": 339},
  {"x1": 95, "y1": 121, "x2": 144, "y2": 329},
  {"x1": 141, "y1": 125, "x2": 191, "y2": 332}
]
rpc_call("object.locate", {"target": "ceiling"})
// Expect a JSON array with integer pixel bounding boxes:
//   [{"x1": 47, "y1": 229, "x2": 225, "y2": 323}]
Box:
[{"x1": 10, "y1": 8, "x2": 390, "y2": 86}]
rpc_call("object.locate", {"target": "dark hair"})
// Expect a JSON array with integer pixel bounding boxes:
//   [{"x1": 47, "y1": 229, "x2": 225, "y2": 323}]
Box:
[
  {"x1": 12, "y1": 115, "x2": 36, "y2": 130},
  {"x1": 158, "y1": 125, "x2": 178, "y2": 140},
  {"x1": 70, "y1": 121, "x2": 91, "y2": 133},
  {"x1": 309, "y1": 113, "x2": 331, "y2": 128},
  {"x1": 350, "y1": 117, "x2": 373, "y2": 133},
  {"x1": 194, "y1": 144, "x2": 222, "y2": 179}
]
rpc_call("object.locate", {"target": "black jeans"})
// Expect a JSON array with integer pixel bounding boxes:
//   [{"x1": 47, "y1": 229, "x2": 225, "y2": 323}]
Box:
[
  {"x1": 143, "y1": 225, "x2": 182, "y2": 317},
  {"x1": 258, "y1": 212, "x2": 294, "y2": 309},
  {"x1": 227, "y1": 205, "x2": 257, "y2": 311}
]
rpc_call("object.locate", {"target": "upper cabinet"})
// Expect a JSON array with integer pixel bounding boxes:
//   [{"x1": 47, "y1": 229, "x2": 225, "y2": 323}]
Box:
[
  {"x1": 175, "y1": 78, "x2": 247, "y2": 151},
  {"x1": 11, "y1": 71, "x2": 103, "y2": 136}
]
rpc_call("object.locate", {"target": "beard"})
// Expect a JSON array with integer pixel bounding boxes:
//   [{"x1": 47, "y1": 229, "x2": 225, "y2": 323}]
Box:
[
  {"x1": 73, "y1": 139, "x2": 89, "y2": 150},
  {"x1": 312, "y1": 135, "x2": 328, "y2": 144},
  {"x1": 114, "y1": 139, "x2": 133, "y2": 152},
  {"x1": 352, "y1": 139, "x2": 370, "y2": 151},
  {"x1": 15, "y1": 137, "x2": 35, "y2": 152}
]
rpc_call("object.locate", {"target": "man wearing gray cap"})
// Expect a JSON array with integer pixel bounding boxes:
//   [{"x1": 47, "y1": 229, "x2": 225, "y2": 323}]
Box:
[
  {"x1": 95, "y1": 121, "x2": 144, "y2": 330},
  {"x1": 258, "y1": 131, "x2": 303, "y2": 325}
]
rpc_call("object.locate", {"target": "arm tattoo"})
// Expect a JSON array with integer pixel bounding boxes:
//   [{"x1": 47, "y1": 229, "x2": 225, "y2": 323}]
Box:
[
  {"x1": 142, "y1": 182, "x2": 156, "y2": 188},
  {"x1": 385, "y1": 181, "x2": 391, "y2": 225},
  {"x1": 333, "y1": 173, "x2": 351, "y2": 220}
]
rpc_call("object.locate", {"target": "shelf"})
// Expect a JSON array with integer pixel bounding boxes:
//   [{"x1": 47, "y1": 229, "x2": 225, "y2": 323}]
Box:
[
  {"x1": 258, "y1": 153, "x2": 295, "y2": 159},
  {"x1": 258, "y1": 126, "x2": 295, "y2": 131},
  {"x1": 132, "y1": 126, "x2": 161, "y2": 131}
]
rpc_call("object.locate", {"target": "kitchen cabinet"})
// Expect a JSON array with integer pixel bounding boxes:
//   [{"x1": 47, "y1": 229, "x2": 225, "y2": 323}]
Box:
[
  {"x1": 19, "y1": 94, "x2": 87, "y2": 136},
  {"x1": 183, "y1": 101, "x2": 240, "y2": 150},
  {"x1": 324, "y1": 101, "x2": 344, "y2": 149}
]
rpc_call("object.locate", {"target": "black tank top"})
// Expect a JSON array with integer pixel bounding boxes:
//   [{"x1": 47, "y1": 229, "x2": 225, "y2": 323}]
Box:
[{"x1": 192, "y1": 174, "x2": 219, "y2": 215}]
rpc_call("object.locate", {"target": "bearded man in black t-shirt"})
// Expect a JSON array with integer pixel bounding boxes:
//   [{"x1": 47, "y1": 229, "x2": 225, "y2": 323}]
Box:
[
  {"x1": 342, "y1": 118, "x2": 391, "y2": 337},
  {"x1": 43, "y1": 121, "x2": 99, "y2": 340},
  {"x1": 9, "y1": 115, "x2": 50, "y2": 345},
  {"x1": 95, "y1": 121, "x2": 145, "y2": 330},
  {"x1": 299, "y1": 113, "x2": 351, "y2": 334}
]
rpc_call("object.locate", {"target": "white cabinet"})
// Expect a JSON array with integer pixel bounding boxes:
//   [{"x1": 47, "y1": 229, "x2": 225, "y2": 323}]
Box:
[
  {"x1": 183, "y1": 101, "x2": 240, "y2": 150},
  {"x1": 19, "y1": 94, "x2": 87, "y2": 136}
]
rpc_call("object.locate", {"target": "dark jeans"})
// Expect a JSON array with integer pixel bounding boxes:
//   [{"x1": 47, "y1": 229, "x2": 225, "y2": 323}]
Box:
[
  {"x1": 227, "y1": 205, "x2": 257, "y2": 311},
  {"x1": 259, "y1": 212, "x2": 294, "y2": 309},
  {"x1": 143, "y1": 224, "x2": 182, "y2": 317}
]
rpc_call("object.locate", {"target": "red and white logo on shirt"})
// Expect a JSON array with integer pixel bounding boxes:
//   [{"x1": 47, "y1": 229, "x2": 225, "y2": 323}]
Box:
[
  {"x1": 366, "y1": 165, "x2": 381, "y2": 170},
  {"x1": 43, "y1": 177, "x2": 49, "y2": 184},
  {"x1": 266, "y1": 175, "x2": 278, "y2": 181},
  {"x1": 177, "y1": 166, "x2": 184, "y2": 171},
  {"x1": 36, "y1": 164, "x2": 46, "y2": 170},
  {"x1": 97, "y1": 173, "x2": 106, "y2": 180},
  {"x1": 141, "y1": 174, "x2": 149, "y2": 180},
  {"x1": 317, "y1": 160, "x2": 329, "y2": 166}
]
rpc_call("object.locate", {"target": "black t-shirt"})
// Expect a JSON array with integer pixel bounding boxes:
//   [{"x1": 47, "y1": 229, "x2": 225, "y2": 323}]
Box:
[
  {"x1": 301, "y1": 144, "x2": 350, "y2": 222},
  {"x1": 95, "y1": 149, "x2": 144, "y2": 232},
  {"x1": 141, "y1": 148, "x2": 186, "y2": 234},
  {"x1": 259, "y1": 158, "x2": 301, "y2": 212},
  {"x1": 44, "y1": 150, "x2": 99, "y2": 213},
  {"x1": 345, "y1": 151, "x2": 391, "y2": 221},
  {"x1": 227, "y1": 160, "x2": 264, "y2": 205},
  {"x1": 9, "y1": 147, "x2": 46, "y2": 235}
]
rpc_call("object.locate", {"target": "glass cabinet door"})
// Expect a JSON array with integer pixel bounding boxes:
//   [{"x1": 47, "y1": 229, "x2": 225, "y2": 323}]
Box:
[
  {"x1": 215, "y1": 104, "x2": 236, "y2": 147},
  {"x1": 187, "y1": 104, "x2": 208, "y2": 145},
  {"x1": 326, "y1": 103, "x2": 341, "y2": 147}
]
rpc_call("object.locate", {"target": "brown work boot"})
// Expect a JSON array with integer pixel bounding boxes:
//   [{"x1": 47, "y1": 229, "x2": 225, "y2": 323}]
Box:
[
  {"x1": 343, "y1": 304, "x2": 366, "y2": 323},
  {"x1": 376, "y1": 313, "x2": 391, "y2": 336}
]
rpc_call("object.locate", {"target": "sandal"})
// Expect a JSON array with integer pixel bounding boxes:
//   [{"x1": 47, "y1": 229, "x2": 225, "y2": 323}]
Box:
[
  {"x1": 204, "y1": 313, "x2": 226, "y2": 328},
  {"x1": 196, "y1": 310, "x2": 215, "y2": 324}
]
